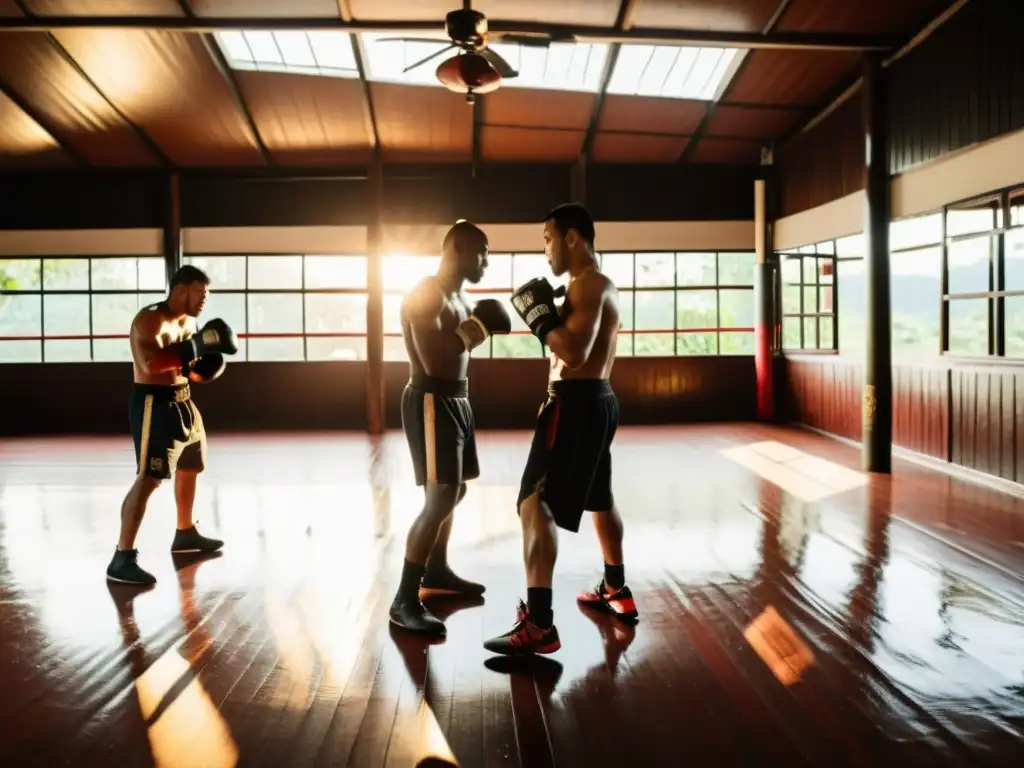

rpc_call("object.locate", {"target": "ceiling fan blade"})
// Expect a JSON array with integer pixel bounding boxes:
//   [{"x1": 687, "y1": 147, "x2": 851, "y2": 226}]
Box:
[
  {"x1": 403, "y1": 44, "x2": 457, "y2": 74},
  {"x1": 481, "y1": 47, "x2": 518, "y2": 79},
  {"x1": 375, "y1": 36, "x2": 455, "y2": 45},
  {"x1": 494, "y1": 33, "x2": 551, "y2": 48}
]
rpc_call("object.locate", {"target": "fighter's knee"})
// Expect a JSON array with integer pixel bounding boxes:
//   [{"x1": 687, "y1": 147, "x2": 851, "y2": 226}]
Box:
[
  {"x1": 425, "y1": 482, "x2": 460, "y2": 514},
  {"x1": 135, "y1": 475, "x2": 163, "y2": 495}
]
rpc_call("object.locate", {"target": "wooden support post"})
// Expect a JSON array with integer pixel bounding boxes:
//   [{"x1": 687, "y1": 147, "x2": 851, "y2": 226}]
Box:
[
  {"x1": 163, "y1": 172, "x2": 182, "y2": 286},
  {"x1": 861, "y1": 53, "x2": 892, "y2": 473},
  {"x1": 366, "y1": 153, "x2": 385, "y2": 435},
  {"x1": 754, "y1": 163, "x2": 775, "y2": 421},
  {"x1": 571, "y1": 154, "x2": 587, "y2": 204}
]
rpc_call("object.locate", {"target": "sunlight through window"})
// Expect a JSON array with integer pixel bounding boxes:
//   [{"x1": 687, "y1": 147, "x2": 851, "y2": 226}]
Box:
[
  {"x1": 214, "y1": 30, "x2": 360, "y2": 78},
  {"x1": 607, "y1": 45, "x2": 740, "y2": 100}
]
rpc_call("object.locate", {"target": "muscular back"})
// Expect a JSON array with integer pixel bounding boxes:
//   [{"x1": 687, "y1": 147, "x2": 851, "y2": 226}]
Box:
[
  {"x1": 551, "y1": 270, "x2": 619, "y2": 382},
  {"x1": 402, "y1": 277, "x2": 472, "y2": 380},
  {"x1": 130, "y1": 303, "x2": 193, "y2": 385}
]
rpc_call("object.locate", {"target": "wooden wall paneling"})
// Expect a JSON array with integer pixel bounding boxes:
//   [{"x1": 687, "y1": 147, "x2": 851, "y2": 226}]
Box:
[
  {"x1": 0, "y1": 171, "x2": 165, "y2": 228},
  {"x1": 370, "y1": 83, "x2": 473, "y2": 163},
  {"x1": 630, "y1": 0, "x2": 780, "y2": 31},
  {"x1": 1016, "y1": 372, "x2": 1024, "y2": 484},
  {"x1": 591, "y1": 133, "x2": 690, "y2": 164},
  {"x1": 775, "y1": 0, "x2": 954, "y2": 35}
]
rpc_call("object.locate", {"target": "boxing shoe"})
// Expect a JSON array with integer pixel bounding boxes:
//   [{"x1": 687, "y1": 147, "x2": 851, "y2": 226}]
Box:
[
  {"x1": 483, "y1": 599, "x2": 561, "y2": 656},
  {"x1": 106, "y1": 548, "x2": 157, "y2": 586},
  {"x1": 389, "y1": 596, "x2": 446, "y2": 637},
  {"x1": 420, "y1": 563, "x2": 486, "y2": 598},
  {"x1": 171, "y1": 523, "x2": 224, "y2": 554}
]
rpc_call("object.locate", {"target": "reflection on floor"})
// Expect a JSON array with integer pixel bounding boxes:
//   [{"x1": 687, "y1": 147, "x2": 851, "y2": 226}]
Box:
[{"x1": 1, "y1": 424, "x2": 1022, "y2": 767}]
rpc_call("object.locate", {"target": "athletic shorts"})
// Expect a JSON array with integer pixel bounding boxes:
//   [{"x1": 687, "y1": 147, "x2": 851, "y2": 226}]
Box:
[
  {"x1": 401, "y1": 375, "x2": 479, "y2": 487},
  {"x1": 517, "y1": 379, "x2": 619, "y2": 532},
  {"x1": 130, "y1": 383, "x2": 206, "y2": 480}
]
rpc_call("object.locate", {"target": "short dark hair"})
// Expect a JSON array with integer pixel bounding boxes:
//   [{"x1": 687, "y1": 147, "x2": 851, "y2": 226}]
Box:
[
  {"x1": 169, "y1": 264, "x2": 211, "y2": 291},
  {"x1": 545, "y1": 202, "x2": 595, "y2": 248},
  {"x1": 442, "y1": 219, "x2": 488, "y2": 256}
]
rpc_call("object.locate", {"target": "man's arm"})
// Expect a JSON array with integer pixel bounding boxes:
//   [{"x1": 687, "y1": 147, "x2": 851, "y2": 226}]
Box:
[
  {"x1": 544, "y1": 273, "x2": 605, "y2": 370},
  {"x1": 131, "y1": 311, "x2": 178, "y2": 373},
  {"x1": 405, "y1": 284, "x2": 465, "y2": 363}
]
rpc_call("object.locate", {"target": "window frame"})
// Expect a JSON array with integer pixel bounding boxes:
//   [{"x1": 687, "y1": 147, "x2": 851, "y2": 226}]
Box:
[{"x1": 777, "y1": 244, "x2": 838, "y2": 354}]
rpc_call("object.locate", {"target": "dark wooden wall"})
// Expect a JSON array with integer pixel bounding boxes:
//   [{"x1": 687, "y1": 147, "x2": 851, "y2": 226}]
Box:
[
  {"x1": 3, "y1": 357, "x2": 755, "y2": 436},
  {"x1": 776, "y1": 0, "x2": 1024, "y2": 217},
  {"x1": 0, "y1": 163, "x2": 758, "y2": 230},
  {"x1": 786, "y1": 356, "x2": 1024, "y2": 485}
]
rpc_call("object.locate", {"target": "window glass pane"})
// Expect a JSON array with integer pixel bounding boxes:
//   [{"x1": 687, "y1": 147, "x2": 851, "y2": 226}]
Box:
[
  {"x1": 818, "y1": 257, "x2": 833, "y2": 285},
  {"x1": 782, "y1": 284, "x2": 800, "y2": 314},
  {"x1": 305, "y1": 293, "x2": 367, "y2": 334},
  {"x1": 675, "y1": 333, "x2": 715, "y2": 355},
  {"x1": 635, "y1": 333, "x2": 675, "y2": 356},
  {"x1": 0, "y1": 340, "x2": 41, "y2": 362},
  {"x1": 304, "y1": 255, "x2": 366, "y2": 289},
  {"x1": 815, "y1": 241, "x2": 835, "y2": 255},
  {"x1": 92, "y1": 338, "x2": 132, "y2": 361},
  {"x1": 890, "y1": 213, "x2": 942, "y2": 250},
  {"x1": 634, "y1": 290, "x2": 673, "y2": 331},
  {"x1": 635, "y1": 252, "x2": 674, "y2": 287},
  {"x1": 803, "y1": 287, "x2": 817, "y2": 313},
  {"x1": 383, "y1": 292, "x2": 403, "y2": 335},
  {"x1": 946, "y1": 199, "x2": 997, "y2": 238},
  {"x1": 383, "y1": 254, "x2": 440, "y2": 293},
  {"x1": 675, "y1": 252, "x2": 715, "y2": 286},
  {"x1": 138, "y1": 257, "x2": 166, "y2": 291},
  {"x1": 781, "y1": 255, "x2": 801, "y2": 283},
  {"x1": 617, "y1": 290, "x2": 634, "y2": 331},
  {"x1": 783, "y1": 316, "x2": 802, "y2": 349},
  {"x1": 948, "y1": 299, "x2": 988, "y2": 356},
  {"x1": 493, "y1": 334, "x2": 544, "y2": 358},
  {"x1": 819, "y1": 316, "x2": 834, "y2": 349},
  {"x1": 306, "y1": 336, "x2": 366, "y2": 361},
  {"x1": 802, "y1": 257, "x2": 816, "y2": 284},
  {"x1": 803, "y1": 317, "x2": 818, "y2": 348},
  {"x1": 43, "y1": 258, "x2": 88, "y2": 290},
  {"x1": 616, "y1": 333, "x2": 633, "y2": 356},
  {"x1": 44, "y1": 294, "x2": 89, "y2": 336},
  {"x1": 718, "y1": 252, "x2": 755, "y2": 285},
  {"x1": 248, "y1": 337, "x2": 304, "y2": 361},
  {"x1": 248, "y1": 255, "x2": 302, "y2": 290},
  {"x1": 91, "y1": 257, "x2": 139, "y2": 290},
  {"x1": 1011, "y1": 190, "x2": 1024, "y2": 227},
  {"x1": 475, "y1": 254, "x2": 513, "y2": 291},
  {"x1": 600, "y1": 253, "x2": 634, "y2": 288},
  {"x1": 1, "y1": 295, "x2": 41, "y2": 336},
  {"x1": 248, "y1": 293, "x2": 303, "y2": 334},
  {"x1": 186, "y1": 255, "x2": 247, "y2": 289},
  {"x1": 820, "y1": 285, "x2": 833, "y2": 312},
  {"x1": 91, "y1": 294, "x2": 136, "y2": 336},
  {"x1": 835, "y1": 234, "x2": 864, "y2": 258},
  {"x1": 44, "y1": 339, "x2": 90, "y2": 362},
  {"x1": 719, "y1": 289, "x2": 754, "y2": 329},
  {"x1": 383, "y1": 336, "x2": 408, "y2": 362},
  {"x1": 891, "y1": 246, "x2": 940, "y2": 359},
  {"x1": 201, "y1": 293, "x2": 247, "y2": 347},
  {"x1": 470, "y1": 338, "x2": 491, "y2": 358},
  {"x1": 0, "y1": 258, "x2": 41, "y2": 290},
  {"x1": 837, "y1": 259, "x2": 865, "y2": 356},
  {"x1": 720, "y1": 331, "x2": 754, "y2": 354},
  {"x1": 139, "y1": 292, "x2": 165, "y2": 310},
  {"x1": 947, "y1": 236, "x2": 991, "y2": 294},
  {"x1": 1006, "y1": 296, "x2": 1024, "y2": 357},
  {"x1": 512, "y1": 254, "x2": 556, "y2": 288},
  {"x1": 1005, "y1": 227, "x2": 1024, "y2": 291},
  {"x1": 676, "y1": 289, "x2": 716, "y2": 330}
]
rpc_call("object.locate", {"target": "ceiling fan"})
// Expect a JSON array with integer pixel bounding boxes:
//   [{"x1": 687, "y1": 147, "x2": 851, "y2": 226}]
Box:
[{"x1": 373, "y1": 1, "x2": 576, "y2": 102}]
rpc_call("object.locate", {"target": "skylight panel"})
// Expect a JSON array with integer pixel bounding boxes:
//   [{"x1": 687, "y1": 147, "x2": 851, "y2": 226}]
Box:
[
  {"x1": 496, "y1": 42, "x2": 608, "y2": 93},
  {"x1": 213, "y1": 30, "x2": 359, "y2": 78},
  {"x1": 608, "y1": 44, "x2": 741, "y2": 101}
]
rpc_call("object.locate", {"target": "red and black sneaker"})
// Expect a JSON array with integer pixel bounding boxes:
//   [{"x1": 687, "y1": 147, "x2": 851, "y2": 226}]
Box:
[
  {"x1": 483, "y1": 599, "x2": 561, "y2": 656},
  {"x1": 577, "y1": 580, "x2": 639, "y2": 623}
]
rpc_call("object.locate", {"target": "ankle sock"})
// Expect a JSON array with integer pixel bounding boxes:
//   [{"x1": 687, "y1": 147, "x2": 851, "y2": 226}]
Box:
[
  {"x1": 399, "y1": 559, "x2": 426, "y2": 600},
  {"x1": 527, "y1": 587, "x2": 553, "y2": 628},
  {"x1": 604, "y1": 563, "x2": 625, "y2": 591}
]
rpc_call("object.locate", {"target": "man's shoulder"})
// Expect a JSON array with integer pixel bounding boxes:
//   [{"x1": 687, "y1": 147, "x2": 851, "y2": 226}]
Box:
[{"x1": 131, "y1": 304, "x2": 169, "y2": 333}]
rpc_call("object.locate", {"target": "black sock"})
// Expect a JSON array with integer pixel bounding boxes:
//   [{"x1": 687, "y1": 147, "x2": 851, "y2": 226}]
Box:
[
  {"x1": 604, "y1": 563, "x2": 625, "y2": 591},
  {"x1": 399, "y1": 559, "x2": 426, "y2": 600},
  {"x1": 527, "y1": 587, "x2": 553, "y2": 628}
]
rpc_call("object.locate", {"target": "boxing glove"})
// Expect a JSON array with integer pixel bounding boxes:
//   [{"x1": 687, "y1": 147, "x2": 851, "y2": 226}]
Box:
[
  {"x1": 455, "y1": 298, "x2": 512, "y2": 352},
  {"x1": 187, "y1": 353, "x2": 226, "y2": 384},
  {"x1": 511, "y1": 277, "x2": 562, "y2": 341},
  {"x1": 149, "y1": 318, "x2": 239, "y2": 372}
]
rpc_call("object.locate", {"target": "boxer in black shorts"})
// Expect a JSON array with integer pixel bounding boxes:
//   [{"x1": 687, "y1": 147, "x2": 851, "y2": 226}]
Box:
[
  {"x1": 106, "y1": 265, "x2": 237, "y2": 586},
  {"x1": 484, "y1": 203, "x2": 638, "y2": 656},
  {"x1": 389, "y1": 221, "x2": 513, "y2": 636}
]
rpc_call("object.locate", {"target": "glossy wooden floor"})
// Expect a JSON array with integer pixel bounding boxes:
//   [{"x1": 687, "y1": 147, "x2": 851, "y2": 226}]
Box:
[{"x1": 1, "y1": 425, "x2": 1023, "y2": 767}]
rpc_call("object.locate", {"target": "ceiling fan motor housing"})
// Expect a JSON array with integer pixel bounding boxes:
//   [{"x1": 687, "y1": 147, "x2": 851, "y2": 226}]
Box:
[
  {"x1": 436, "y1": 52, "x2": 502, "y2": 101},
  {"x1": 445, "y1": 9, "x2": 489, "y2": 50}
]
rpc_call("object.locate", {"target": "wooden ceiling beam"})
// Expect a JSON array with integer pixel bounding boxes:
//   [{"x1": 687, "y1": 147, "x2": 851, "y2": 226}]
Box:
[
  {"x1": 0, "y1": 78, "x2": 90, "y2": 167},
  {"x1": 580, "y1": 0, "x2": 639, "y2": 163}
]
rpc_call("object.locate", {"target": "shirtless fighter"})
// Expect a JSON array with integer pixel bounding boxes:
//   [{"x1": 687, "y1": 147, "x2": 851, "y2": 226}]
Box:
[
  {"x1": 106, "y1": 265, "x2": 238, "y2": 586},
  {"x1": 389, "y1": 220, "x2": 513, "y2": 636},
  {"x1": 484, "y1": 203, "x2": 638, "y2": 656}
]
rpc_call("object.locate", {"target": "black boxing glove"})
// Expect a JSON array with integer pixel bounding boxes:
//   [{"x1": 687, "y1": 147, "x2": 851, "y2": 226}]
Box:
[
  {"x1": 186, "y1": 353, "x2": 226, "y2": 384},
  {"x1": 149, "y1": 317, "x2": 239, "y2": 372},
  {"x1": 511, "y1": 277, "x2": 562, "y2": 341},
  {"x1": 455, "y1": 298, "x2": 512, "y2": 352}
]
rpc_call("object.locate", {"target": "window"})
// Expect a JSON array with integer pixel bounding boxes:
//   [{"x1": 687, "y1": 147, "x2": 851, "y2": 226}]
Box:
[
  {"x1": 0, "y1": 256, "x2": 166, "y2": 362},
  {"x1": 213, "y1": 31, "x2": 745, "y2": 102},
  {"x1": 943, "y1": 196, "x2": 1002, "y2": 358},
  {"x1": 780, "y1": 243, "x2": 835, "y2": 351},
  {"x1": 183, "y1": 253, "x2": 368, "y2": 361},
  {"x1": 382, "y1": 251, "x2": 756, "y2": 361}
]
